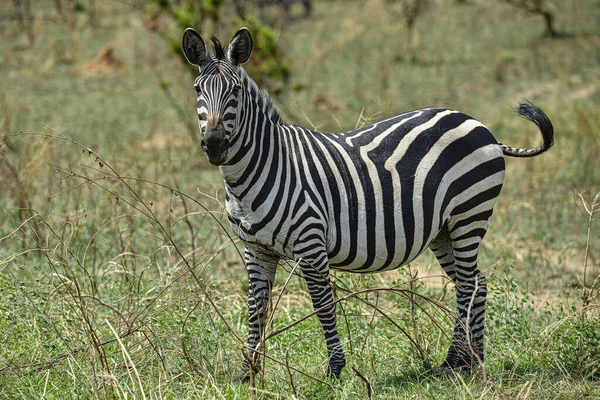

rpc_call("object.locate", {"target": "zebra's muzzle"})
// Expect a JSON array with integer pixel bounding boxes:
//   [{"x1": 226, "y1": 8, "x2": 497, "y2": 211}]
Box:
[{"x1": 201, "y1": 127, "x2": 228, "y2": 165}]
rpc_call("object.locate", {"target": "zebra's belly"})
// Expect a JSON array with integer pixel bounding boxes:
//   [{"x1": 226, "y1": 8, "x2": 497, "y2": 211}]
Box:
[
  {"x1": 230, "y1": 216, "x2": 432, "y2": 271},
  {"x1": 326, "y1": 221, "x2": 439, "y2": 273}
]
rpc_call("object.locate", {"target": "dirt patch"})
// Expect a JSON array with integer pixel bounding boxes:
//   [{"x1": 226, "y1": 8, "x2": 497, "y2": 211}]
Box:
[
  {"x1": 140, "y1": 133, "x2": 190, "y2": 150},
  {"x1": 80, "y1": 46, "x2": 126, "y2": 76},
  {"x1": 313, "y1": 94, "x2": 341, "y2": 113}
]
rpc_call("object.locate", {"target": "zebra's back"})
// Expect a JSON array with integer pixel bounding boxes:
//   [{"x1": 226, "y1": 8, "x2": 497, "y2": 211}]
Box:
[{"x1": 311, "y1": 108, "x2": 506, "y2": 272}]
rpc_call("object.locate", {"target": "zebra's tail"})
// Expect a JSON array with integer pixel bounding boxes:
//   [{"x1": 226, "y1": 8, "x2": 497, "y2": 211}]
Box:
[{"x1": 500, "y1": 102, "x2": 554, "y2": 158}]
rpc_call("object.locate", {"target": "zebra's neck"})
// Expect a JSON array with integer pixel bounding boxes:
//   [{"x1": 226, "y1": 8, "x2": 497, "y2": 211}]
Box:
[{"x1": 218, "y1": 70, "x2": 286, "y2": 187}]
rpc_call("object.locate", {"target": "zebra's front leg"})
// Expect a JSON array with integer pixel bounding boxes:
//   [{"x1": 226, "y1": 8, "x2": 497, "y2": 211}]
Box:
[
  {"x1": 234, "y1": 246, "x2": 279, "y2": 382},
  {"x1": 299, "y1": 255, "x2": 346, "y2": 378}
]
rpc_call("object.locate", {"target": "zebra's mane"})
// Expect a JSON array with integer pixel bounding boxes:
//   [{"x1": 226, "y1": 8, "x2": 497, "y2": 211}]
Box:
[
  {"x1": 238, "y1": 67, "x2": 285, "y2": 125},
  {"x1": 210, "y1": 36, "x2": 226, "y2": 61}
]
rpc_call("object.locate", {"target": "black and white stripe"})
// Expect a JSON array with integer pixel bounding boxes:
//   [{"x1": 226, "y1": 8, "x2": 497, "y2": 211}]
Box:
[{"x1": 182, "y1": 28, "x2": 554, "y2": 379}]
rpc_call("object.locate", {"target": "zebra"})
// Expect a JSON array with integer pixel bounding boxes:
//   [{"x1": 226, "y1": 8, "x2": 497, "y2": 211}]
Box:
[
  {"x1": 181, "y1": 27, "x2": 554, "y2": 380},
  {"x1": 277, "y1": 0, "x2": 312, "y2": 17},
  {"x1": 259, "y1": 0, "x2": 312, "y2": 18}
]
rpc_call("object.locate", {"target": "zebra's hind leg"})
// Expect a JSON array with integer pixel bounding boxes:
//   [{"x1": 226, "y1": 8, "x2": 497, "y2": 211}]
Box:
[
  {"x1": 430, "y1": 225, "x2": 457, "y2": 282},
  {"x1": 431, "y1": 223, "x2": 488, "y2": 373}
]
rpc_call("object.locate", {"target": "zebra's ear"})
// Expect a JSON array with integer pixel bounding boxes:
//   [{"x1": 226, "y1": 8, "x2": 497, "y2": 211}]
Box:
[
  {"x1": 182, "y1": 28, "x2": 208, "y2": 67},
  {"x1": 227, "y1": 27, "x2": 253, "y2": 66}
]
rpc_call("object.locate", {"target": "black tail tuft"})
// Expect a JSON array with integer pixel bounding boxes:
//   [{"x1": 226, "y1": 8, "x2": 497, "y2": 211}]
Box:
[
  {"x1": 500, "y1": 101, "x2": 554, "y2": 158},
  {"x1": 515, "y1": 101, "x2": 554, "y2": 149}
]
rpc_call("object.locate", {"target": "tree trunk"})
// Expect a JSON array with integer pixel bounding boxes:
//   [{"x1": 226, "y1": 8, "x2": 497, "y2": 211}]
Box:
[
  {"x1": 540, "y1": 8, "x2": 557, "y2": 37},
  {"x1": 234, "y1": 0, "x2": 246, "y2": 18},
  {"x1": 406, "y1": 17, "x2": 417, "y2": 63},
  {"x1": 14, "y1": 0, "x2": 36, "y2": 48},
  {"x1": 54, "y1": 0, "x2": 66, "y2": 21},
  {"x1": 88, "y1": 0, "x2": 97, "y2": 27},
  {"x1": 66, "y1": 0, "x2": 76, "y2": 29}
]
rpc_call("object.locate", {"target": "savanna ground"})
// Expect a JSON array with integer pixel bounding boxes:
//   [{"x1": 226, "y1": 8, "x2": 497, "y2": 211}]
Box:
[{"x1": 1, "y1": 0, "x2": 600, "y2": 398}]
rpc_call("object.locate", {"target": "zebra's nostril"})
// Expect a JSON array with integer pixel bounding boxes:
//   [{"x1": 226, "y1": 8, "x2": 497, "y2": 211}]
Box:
[{"x1": 201, "y1": 139, "x2": 207, "y2": 149}]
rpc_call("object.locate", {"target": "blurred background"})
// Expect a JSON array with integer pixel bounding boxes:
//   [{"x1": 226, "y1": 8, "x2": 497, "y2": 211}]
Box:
[{"x1": 1, "y1": 0, "x2": 599, "y2": 398}]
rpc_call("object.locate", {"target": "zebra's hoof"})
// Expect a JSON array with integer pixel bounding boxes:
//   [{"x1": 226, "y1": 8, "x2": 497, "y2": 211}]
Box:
[
  {"x1": 327, "y1": 364, "x2": 345, "y2": 380},
  {"x1": 326, "y1": 353, "x2": 346, "y2": 379},
  {"x1": 439, "y1": 360, "x2": 472, "y2": 377},
  {"x1": 232, "y1": 369, "x2": 250, "y2": 384},
  {"x1": 327, "y1": 368, "x2": 342, "y2": 380}
]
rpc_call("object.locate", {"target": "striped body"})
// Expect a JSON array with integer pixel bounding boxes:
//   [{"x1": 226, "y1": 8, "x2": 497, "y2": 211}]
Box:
[
  {"x1": 181, "y1": 27, "x2": 554, "y2": 380},
  {"x1": 224, "y1": 108, "x2": 505, "y2": 273}
]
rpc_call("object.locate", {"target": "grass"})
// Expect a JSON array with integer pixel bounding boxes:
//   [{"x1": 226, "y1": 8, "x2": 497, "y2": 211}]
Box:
[{"x1": 1, "y1": 0, "x2": 600, "y2": 398}]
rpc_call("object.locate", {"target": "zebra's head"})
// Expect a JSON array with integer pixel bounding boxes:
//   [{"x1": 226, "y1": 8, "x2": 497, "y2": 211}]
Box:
[{"x1": 182, "y1": 27, "x2": 253, "y2": 165}]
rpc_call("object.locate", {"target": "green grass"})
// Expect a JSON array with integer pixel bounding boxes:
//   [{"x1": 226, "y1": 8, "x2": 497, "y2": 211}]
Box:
[{"x1": 1, "y1": 0, "x2": 600, "y2": 398}]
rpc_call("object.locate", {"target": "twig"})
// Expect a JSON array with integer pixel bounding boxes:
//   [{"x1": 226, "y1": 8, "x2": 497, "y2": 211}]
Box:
[
  {"x1": 285, "y1": 346, "x2": 298, "y2": 399},
  {"x1": 352, "y1": 367, "x2": 372, "y2": 399}
]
